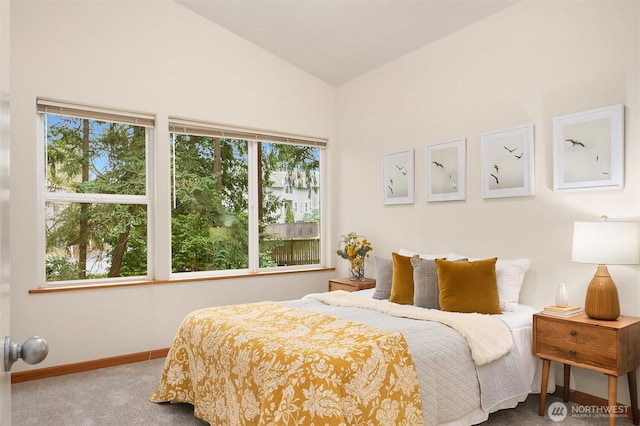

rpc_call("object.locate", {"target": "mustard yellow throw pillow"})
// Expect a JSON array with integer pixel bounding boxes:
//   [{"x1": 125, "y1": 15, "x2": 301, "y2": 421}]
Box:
[
  {"x1": 435, "y1": 257, "x2": 502, "y2": 314},
  {"x1": 388, "y1": 252, "x2": 415, "y2": 305}
]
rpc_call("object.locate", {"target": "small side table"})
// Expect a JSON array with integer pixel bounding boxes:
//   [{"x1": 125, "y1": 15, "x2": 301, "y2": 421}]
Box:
[
  {"x1": 533, "y1": 312, "x2": 640, "y2": 426},
  {"x1": 328, "y1": 278, "x2": 376, "y2": 292}
]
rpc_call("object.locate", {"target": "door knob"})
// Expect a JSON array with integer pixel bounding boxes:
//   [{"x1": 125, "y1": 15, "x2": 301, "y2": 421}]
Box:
[{"x1": 4, "y1": 336, "x2": 48, "y2": 372}]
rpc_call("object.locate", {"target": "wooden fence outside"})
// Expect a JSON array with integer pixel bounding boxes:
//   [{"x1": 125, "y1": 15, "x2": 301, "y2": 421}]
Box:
[
  {"x1": 265, "y1": 222, "x2": 319, "y2": 239},
  {"x1": 268, "y1": 238, "x2": 320, "y2": 266}
]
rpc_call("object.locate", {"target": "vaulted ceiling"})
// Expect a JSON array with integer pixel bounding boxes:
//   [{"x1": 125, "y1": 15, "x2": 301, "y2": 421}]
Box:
[{"x1": 176, "y1": 0, "x2": 519, "y2": 86}]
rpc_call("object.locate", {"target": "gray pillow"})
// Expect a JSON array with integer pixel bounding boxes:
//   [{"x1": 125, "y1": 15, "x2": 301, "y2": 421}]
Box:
[
  {"x1": 373, "y1": 256, "x2": 392, "y2": 299},
  {"x1": 411, "y1": 258, "x2": 439, "y2": 309},
  {"x1": 412, "y1": 257, "x2": 467, "y2": 309}
]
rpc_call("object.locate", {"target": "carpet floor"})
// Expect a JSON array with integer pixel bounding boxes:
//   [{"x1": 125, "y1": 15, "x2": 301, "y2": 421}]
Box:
[{"x1": 11, "y1": 358, "x2": 632, "y2": 425}]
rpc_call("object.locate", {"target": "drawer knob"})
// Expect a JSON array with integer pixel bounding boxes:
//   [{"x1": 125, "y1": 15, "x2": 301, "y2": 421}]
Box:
[
  {"x1": 569, "y1": 350, "x2": 577, "y2": 356},
  {"x1": 570, "y1": 330, "x2": 577, "y2": 336}
]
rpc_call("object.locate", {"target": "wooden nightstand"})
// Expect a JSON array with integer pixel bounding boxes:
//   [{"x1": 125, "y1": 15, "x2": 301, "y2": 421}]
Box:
[
  {"x1": 328, "y1": 278, "x2": 376, "y2": 292},
  {"x1": 533, "y1": 312, "x2": 640, "y2": 426}
]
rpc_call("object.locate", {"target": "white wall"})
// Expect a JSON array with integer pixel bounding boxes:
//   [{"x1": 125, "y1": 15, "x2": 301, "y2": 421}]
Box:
[
  {"x1": 9, "y1": 0, "x2": 335, "y2": 371},
  {"x1": 334, "y1": 0, "x2": 639, "y2": 403}
]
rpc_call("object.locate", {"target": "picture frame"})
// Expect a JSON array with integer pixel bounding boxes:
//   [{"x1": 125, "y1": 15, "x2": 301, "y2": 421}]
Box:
[
  {"x1": 425, "y1": 138, "x2": 466, "y2": 202},
  {"x1": 481, "y1": 124, "x2": 534, "y2": 199},
  {"x1": 383, "y1": 149, "x2": 414, "y2": 205},
  {"x1": 553, "y1": 104, "x2": 624, "y2": 192}
]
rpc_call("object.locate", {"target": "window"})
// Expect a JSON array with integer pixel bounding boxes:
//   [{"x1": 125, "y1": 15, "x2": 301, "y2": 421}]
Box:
[
  {"x1": 38, "y1": 102, "x2": 326, "y2": 287},
  {"x1": 259, "y1": 141, "x2": 321, "y2": 266},
  {"x1": 170, "y1": 119, "x2": 325, "y2": 274},
  {"x1": 39, "y1": 100, "x2": 153, "y2": 284},
  {"x1": 170, "y1": 133, "x2": 249, "y2": 273}
]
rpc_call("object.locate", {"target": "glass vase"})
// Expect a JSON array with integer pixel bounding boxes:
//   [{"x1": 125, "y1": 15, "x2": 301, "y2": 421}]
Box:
[
  {"x1": 348, "y1": 257, "x2": 365, "y2": 281},
  {"x1": 555, "y1": 283, "x2": 569, "y2": 307}
]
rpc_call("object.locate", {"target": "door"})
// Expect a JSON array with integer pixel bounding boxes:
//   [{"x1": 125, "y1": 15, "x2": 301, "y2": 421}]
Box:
[{"x1": 0, "y1": 0, "x2": 11, "y2": 423}]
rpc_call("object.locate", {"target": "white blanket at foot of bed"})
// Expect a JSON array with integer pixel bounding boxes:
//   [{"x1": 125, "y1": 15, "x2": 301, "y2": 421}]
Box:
[{"x1": 304, "y1": 290, "x2": 513, "y2": 365}]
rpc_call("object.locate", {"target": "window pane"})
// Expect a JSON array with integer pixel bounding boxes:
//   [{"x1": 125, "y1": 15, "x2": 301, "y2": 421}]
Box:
[
  {"x1": 260, "y1": 142, "x2": 320, "y2": 267},
  {"x1": 171, "y1": 135, "x2": 249, "y2": 273},
  {"x1": 44, "y1": 114, "x2": 146, "y2": 195},
  {"x1": 45, "y1": 202, "x2": 148, "y2": 281}
]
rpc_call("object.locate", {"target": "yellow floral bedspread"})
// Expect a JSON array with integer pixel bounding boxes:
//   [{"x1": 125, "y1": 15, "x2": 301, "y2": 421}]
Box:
[{"x1": 150, "y1": 301, "x2": 423, "y2": 425}]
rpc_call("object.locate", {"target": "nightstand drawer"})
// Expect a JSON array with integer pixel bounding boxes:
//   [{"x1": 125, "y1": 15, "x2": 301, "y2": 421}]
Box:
[
  {"x1": 536, "y1": 340, "x2": 617, "y2": 371},
  {"x1": 328, "y1": 278, "x2": 376, "y2": 292},
  {"x1": 329, "y1": 281, "x2": 358, "y2": 291},
  {"x1": 534, "y1": 315, "x2": 617, "y2": 371}
]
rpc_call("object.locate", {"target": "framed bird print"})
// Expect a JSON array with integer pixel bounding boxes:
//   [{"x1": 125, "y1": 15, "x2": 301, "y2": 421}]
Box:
[
  {"x1": 425, "y1": 138, "x2": 466, "y2": 202},
  {"x1": 481, "y1": 124, "x2": 534, "y2": 199},
  {"x1": 383, "y1": 149, "x2": 414, "y2": 205},
  {"x1": 553, "y1": 104, "x2": 624, "y2": 192}
]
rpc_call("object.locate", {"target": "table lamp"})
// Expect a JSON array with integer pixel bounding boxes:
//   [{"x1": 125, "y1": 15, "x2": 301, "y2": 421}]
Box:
[{"x1": 571, "y1": 216, "x2": 639, "y2": 320}]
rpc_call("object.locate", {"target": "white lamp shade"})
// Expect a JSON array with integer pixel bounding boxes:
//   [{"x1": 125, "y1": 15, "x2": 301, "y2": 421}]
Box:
[{"x1": 572, "y1": 221, "x2": 640, "y2": 265}]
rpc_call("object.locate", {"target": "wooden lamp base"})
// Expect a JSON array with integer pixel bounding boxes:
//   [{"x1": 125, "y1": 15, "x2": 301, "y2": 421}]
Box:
[{"x1": 584, "y1": 264, "x2": 620, "y2": 321}]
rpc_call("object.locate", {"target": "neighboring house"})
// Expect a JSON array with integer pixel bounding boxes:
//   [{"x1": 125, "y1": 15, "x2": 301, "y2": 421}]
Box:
[
  {"x1": 268, "y1": 170, "x2": 320, "y2": 224},
  {"x1": 265, "y1": 171, "x2": 321, "y2": 266}
]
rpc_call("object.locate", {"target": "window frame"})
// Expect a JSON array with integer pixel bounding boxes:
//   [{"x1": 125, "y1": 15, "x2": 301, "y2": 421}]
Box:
[{"x1": 37, "y1": 99, "x2": 155, "y2": 287}]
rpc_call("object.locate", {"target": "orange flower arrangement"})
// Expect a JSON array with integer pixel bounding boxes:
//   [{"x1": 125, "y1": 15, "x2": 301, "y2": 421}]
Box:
[{"x1": 336, "y1": 232, "x2": 373, "y2": 281}]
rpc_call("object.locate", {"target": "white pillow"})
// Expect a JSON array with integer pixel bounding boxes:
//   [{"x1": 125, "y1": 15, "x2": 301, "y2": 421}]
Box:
[
  {"x1": 445, "y1": 252, "x2": 469, "y2": 261},
  {"x1": 397, "y1": 248, "x2": 416, "y2": 257},
  {"x1": 446, "y1": 253, "x2": 530, "y2": 312},
  {"x1": 495, "y1": 258, "x2": 530, "y2": 311},
  {"x1": 398, "y1": 248, "x2": 445, "y2": 260}
]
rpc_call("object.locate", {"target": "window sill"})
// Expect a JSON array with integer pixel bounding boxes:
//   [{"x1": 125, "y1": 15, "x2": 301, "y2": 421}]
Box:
[{"x1": 29, "y1": 266, "x2": 335, "y2": 294}]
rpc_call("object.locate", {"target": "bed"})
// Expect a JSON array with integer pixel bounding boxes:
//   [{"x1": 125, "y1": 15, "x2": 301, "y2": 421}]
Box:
[{"x1": 150, "y1": 253, "x2": 555, "y2": 425}]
